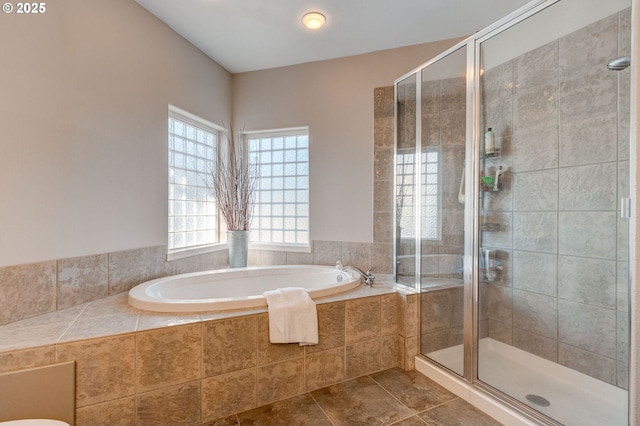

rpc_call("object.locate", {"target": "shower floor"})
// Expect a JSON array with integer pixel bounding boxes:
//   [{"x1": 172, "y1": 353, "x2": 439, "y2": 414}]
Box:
[{"x1": 426, "y1": 338, "x2": 628, "y2": 426}]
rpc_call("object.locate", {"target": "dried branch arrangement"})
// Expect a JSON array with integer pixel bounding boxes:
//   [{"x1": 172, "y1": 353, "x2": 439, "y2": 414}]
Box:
[{"x1": 207, "y1": 128, "x2": 257, "y2": 231}]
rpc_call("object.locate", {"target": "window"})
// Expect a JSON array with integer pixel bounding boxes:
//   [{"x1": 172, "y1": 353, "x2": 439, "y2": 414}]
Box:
[
  {"x1": 396, "y1": 149, "x2": 417, "y2": 237},
  {"x1": 421, "y1": 148, "x2": 441, "y2": 240},
  {"x1": 246, "y1": 129, "x2": 310, "y2": 248},
  {"x1": 396, "y1": 147, "x2": 441, "y2": 240},
  {"x1": 168, "y1": 107, "x2": 220, "y2": 255}
]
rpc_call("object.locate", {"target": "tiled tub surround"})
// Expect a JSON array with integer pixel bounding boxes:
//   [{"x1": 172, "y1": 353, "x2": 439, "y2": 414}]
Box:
[
  {"x1": 0, "y1": 239, "x2": 393, "y2": 327},
  {"x1": 0, "y1": 246, "x2": 229, "y2": 326},
  {"x1": 373, "y1": 85, "x2": 395, "y2": 253},
  {"x1": 0, "y1": 278, "x2": 418, "y2": 425},
  {"x1": 479, "y1": 9, "x2": 631, "y2": 388}
]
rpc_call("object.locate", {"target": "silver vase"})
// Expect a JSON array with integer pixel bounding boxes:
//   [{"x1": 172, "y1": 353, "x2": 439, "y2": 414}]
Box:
[{"x1": 227, "y1": 230, "x2": 249, "y2": 268}]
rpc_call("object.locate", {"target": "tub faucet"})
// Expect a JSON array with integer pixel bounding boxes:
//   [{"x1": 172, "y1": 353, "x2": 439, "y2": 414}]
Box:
[{"x1": 336, "y1": 261, "x2": 375, "y2": 286}]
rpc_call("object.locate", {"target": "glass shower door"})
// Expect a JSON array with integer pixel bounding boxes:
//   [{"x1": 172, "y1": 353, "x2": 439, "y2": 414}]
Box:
[
  {"x1": 476, "y1": 0, "x2": 631, "y2": 424},
  {"x1": 417, "y1": 46, "x2": 468, "y2": 376},
  {"x1": 395, "y1": 73, "x2": 418, "y2": 289}
]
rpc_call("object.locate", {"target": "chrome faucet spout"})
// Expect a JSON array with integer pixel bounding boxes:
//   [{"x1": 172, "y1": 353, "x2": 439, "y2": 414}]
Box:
[{"x1": 337, "y1": 262, "x2": 375, "y2": 287}]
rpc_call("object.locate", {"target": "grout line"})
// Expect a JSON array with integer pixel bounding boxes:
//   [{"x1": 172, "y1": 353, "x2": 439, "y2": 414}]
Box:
[
  {"x1": 308, "y1": 391, "x2": 337, "y2": 426},
  {"x1": 133, "y1": 313, "x2": 141, "y2": 333},
  {"x1": 412, "y1": 397, "x2": 461, "y2": 424},
  {"x1": 555, "y1": 39, "x2": 560, "y2": 364},
  {"x1": 367, "y1": 372, "x2": 423, "y2": 417},
  {"x1": 388, "y1": 413, "x2": 429, "y2": 426},
  {"x1": 107, "y1": 252, "x2": 113, "y2": 296},
  {"x1": 132, "y1": 322, "x2": 139, "y2": 424},
  {"x1": 200, "y1": 321, "x2": 205, "y2": 426},
  {"x1": 55, "y1": 260, "x2": 60, "y2": 311},
  {"x1": 55, "y1": 303, "x2": 90, "y2": 345},
  {"x1": 253, "y1": 316, "x2": 258, "y2": 410}
]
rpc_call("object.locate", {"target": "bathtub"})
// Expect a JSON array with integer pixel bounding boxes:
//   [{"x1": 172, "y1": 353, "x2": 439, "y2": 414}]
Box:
[{"x1": 128, "y1": 265, "x2": 361, "y2": 313}]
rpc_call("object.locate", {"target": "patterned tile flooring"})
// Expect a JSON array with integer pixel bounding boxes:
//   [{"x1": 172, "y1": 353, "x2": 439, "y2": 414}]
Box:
[{"x1": 207, "y1": 367, "x2": 502, "y2": 425}]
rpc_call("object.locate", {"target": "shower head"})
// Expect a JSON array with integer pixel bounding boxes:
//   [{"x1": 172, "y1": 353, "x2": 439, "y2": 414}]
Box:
[{"x1": 607, "y1": 56, "x2": 631, "y2": 71}]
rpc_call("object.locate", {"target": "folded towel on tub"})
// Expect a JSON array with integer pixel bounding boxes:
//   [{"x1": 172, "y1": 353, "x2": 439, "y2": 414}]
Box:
[{"x1": 263, "y1": 287, "x2": 318, "y2": 346}]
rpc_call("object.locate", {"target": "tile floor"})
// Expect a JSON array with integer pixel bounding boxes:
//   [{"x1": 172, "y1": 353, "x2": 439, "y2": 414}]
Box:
[{"x1": 207, "y1": 367, "x2": 502, "y2": 425}]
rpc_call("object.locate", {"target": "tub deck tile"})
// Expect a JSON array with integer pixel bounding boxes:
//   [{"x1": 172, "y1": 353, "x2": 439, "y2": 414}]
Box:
[
  {"x1": 58, "y1": 294, "x2": 140, "y2": 343},
  {"x1": 0, "y1": 304, "x2": 86, "y2": 353},
  {"x1": 200, "y1": 307, "x2": 267, "y2": 322},
  {"x1": 136, "y1": 312, "x2": 202, "y2": 332},
  {"x1": 0, "y1": 278, "x2": 397, "y2": 354}
]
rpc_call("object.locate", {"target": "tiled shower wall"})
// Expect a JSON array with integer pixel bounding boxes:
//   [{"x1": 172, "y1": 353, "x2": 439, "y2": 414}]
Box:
[{"x1": 480, "y1": 9, "x2": 631, "y2": 388}]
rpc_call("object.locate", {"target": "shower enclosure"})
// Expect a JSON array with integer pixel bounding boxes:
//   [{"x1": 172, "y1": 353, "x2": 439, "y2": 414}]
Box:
[{"x1": 394, "y1": 0, "x2": 633, "y2": 424}]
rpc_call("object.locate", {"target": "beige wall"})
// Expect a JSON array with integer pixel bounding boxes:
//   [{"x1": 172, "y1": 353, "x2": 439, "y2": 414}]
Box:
[
  {"x1": 0, "y1": 0, "x2": 461, "y2": 266},
  {"x1": 0, "y1": 0, "x2": 232, "y2": 267},
  {"x1": 232, "y1": 38, "x2": 463, "y2": 244}
]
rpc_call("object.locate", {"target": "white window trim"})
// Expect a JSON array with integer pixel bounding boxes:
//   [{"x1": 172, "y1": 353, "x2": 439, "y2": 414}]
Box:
[
  {"x1": 244, "y1": 127, "x2": 311, "y2": 252},
  {"x1": 169, "y1": 105, "x2": 224, "y2": 135},
  {"x1": 167, "y1": 105, "x2": 227, "y2": 260},
  {"x1": 242, "y1": 126, "x2": 309, "y2": 137},
  {"x1": 167, "y1": 243, "x2": 228, "y2": 262},
  {"x1": 250, "y1": 242, "x2": 312, "y2": 253}
]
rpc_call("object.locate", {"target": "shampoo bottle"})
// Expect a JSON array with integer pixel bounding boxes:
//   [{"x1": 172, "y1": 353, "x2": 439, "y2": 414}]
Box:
[{"x1": 485, "y1": 128, "x2": 495, "y2": 155}]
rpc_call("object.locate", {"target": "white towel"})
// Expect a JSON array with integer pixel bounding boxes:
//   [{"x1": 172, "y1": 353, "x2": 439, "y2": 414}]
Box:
[{"x1": 263, "y1": 287, "x2": 318, "y2": 346}]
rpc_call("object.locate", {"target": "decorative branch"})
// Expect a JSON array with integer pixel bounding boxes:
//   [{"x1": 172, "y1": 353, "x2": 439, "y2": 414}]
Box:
[{"x1": 207, "y1": 127, "x2": 257, "y2": 231}]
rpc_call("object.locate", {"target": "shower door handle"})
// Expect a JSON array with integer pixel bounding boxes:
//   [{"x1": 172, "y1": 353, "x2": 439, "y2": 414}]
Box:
[{"x1": 621, "y1": 198, "x2": 631, "y2": 218}]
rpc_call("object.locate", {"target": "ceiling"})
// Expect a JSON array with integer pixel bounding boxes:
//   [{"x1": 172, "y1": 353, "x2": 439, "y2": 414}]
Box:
[{"x1": 135, "y1": 0, "x2": 532, "y2": 74}]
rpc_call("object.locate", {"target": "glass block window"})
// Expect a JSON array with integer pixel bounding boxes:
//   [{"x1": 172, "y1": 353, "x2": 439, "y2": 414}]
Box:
[
  {"x1": 168, "y1": 108, "x2": 219, "y2": 252},
  {"x1": 247, "y1": 129, "x2": 309, "y2": 246},
  {"x1": 421, "y1": 148, "x2": 441, "y2": 240},
  {"x1": 396, "y1": 149, "x2": 417, "y2": 237},
  {"x1": 396, "y1": 147, "x2": 440, "y2": 240}
]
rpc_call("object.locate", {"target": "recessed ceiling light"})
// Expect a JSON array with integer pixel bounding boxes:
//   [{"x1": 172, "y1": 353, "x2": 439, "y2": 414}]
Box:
[{"x1": 302, "y1": 12, "x2": 326, "y2": 30}]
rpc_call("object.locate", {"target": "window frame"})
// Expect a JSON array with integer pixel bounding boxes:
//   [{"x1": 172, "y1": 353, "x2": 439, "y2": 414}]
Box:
[
  {"x1": 166, "y1": 105, "x2": 227, "y2": 261},
  {"x1": 244, "y1": 127, "x2": 311, "y2": 252}
]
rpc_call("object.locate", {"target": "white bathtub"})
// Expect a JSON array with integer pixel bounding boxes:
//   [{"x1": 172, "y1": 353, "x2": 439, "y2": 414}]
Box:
[{"x1": 128, "y1": 265, "x2": 361, "y2": 313}]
